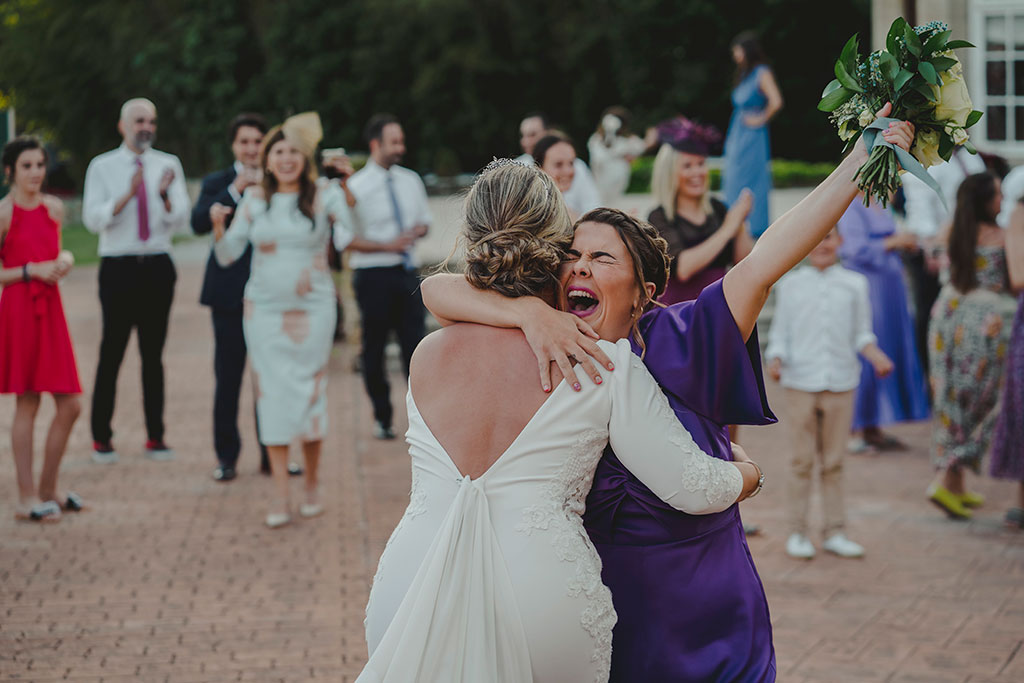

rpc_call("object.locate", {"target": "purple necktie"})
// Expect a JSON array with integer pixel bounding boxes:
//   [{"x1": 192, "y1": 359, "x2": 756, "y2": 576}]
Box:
[{"x1": 135, "y1": 157, "x2": 150, "y2": 241}]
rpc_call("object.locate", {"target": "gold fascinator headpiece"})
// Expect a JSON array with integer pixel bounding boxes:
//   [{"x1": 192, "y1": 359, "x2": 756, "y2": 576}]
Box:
[{"x1": 261, "y1": 111, "x2": 323, "y2": 161}]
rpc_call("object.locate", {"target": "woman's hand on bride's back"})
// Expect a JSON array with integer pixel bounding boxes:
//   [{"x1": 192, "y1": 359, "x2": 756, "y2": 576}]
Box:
[{"x1": 519, "y1": 302, "x2": 615, "y2": 393}]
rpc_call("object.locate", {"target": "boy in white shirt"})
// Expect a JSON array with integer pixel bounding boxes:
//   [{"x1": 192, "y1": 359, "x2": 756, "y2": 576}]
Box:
[{"x1": 766, "y1": 228, "x2": 893, "y2": 559}]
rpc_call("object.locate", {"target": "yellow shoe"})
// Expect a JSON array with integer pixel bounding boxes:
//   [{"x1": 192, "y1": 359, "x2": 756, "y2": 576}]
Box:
[
  {"x1": 959, "y1": 491, "x2": 985, "y2": 508},
  {"x1": 927, "y1": 484, "x2": 972, "y2": 519}
]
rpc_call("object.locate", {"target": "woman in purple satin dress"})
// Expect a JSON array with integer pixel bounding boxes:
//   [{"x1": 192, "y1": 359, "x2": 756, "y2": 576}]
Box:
[{"x1": 422, "y1": 106, "x2": 916, "y2": 682}]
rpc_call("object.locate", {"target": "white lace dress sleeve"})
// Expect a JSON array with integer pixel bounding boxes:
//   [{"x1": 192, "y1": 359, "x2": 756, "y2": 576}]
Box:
[
  {"x1": 607, "y1": 339, "x2": 744, "y2": 514},
  {"x1": 213, "y1": 189, "x2": 259, "y2": 266}
]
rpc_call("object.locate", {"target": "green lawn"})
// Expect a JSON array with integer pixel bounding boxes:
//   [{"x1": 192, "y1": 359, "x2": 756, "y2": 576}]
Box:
[{"x1": 61, "y1": 222, "x2": 199, "y2": 266}]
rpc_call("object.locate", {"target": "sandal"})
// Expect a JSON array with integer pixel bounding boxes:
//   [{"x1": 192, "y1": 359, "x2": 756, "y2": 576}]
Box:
[
  {"x1": 61, "y1": 492, "x2": 85, "y2": 512},
  {"x1": 15, "y1": 500, "x2": 62, "y2": 523}
]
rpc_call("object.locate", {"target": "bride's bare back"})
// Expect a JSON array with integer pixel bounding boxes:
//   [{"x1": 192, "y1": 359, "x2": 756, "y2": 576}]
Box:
[{"x1": 409, "y1": 323, "x2": 566, "y2": 479}]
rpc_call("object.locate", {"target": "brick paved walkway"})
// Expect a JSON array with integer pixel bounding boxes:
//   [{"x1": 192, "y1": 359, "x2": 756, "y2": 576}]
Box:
[{"x1": 2, "y1": 255, "x2": 1023, "y2": 682}]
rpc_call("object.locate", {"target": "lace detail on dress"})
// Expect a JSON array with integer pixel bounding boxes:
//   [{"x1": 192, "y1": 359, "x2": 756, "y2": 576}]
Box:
[
  {"x1": 516, "y1": 429, "x2": 615, "y2": 681},
  {"x1": 635, "y1": 356, "x2": 742, "y2": 510},
  {"x1": 366, "y1": 467, "x2": 428, "y2": 628}
]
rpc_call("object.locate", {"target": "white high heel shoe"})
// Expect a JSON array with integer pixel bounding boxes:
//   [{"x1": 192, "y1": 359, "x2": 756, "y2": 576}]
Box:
[{"x1": 265, "y1": 512, "x2": 292, "y2": 528}]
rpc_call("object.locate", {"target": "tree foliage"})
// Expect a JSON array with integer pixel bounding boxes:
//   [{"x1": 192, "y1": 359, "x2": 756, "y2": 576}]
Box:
[{"x1": 0, "y1": 0, "x2": 869, "y2": 183}]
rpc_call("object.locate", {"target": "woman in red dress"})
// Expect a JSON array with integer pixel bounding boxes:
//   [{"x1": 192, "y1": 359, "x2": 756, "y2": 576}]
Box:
[{"x1": 0, "y1": 135, "x2": 83, "y2": 522}]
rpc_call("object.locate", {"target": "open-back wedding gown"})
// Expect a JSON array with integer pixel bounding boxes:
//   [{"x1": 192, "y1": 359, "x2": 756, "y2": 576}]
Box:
[{"x1": 359, "y1": 339, "x2": 745, "y2": 683}]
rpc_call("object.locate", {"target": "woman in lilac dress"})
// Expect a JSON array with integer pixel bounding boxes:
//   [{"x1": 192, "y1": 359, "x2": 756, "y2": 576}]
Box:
[
  {"x1": 422, "y1": 107, "x2": 915, "y2": 681},
  {"x1": 837, "y1": 198, "x2": 930, "y2": 450},
  {"x1": 989, "y1": 195, "x2": 1024, "y2": 528}
]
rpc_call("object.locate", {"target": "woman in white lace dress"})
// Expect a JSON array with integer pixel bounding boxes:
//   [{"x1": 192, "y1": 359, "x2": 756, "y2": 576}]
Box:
[
  {"x1": 358, "y1": 161, "x2": 763, "y2": 683},
  {"x1": 213, "y1": 113, "x2": 353, "y2": 528}
]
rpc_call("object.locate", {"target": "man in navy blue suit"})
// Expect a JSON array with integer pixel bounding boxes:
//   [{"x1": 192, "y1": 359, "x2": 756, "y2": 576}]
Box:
[{"x1": 191, "y1": 113, "x2": 302, "y2": 482}]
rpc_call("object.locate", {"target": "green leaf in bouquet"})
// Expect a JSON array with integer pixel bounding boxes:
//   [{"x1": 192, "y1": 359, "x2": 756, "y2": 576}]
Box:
[
  {"x1": 922, "y1": 29, "x2": 951, "y2": 55},
  {"x1": 966, "y1": 110, "x2": 983, "y2": 128},
  {"x1": 878, "y1": 51, "x2": 900, "y2": 81},
  {"x1": 839, "y1": 34, "x2": 860, "y2": 75},
  {"x1": 894, "y1": 68, "x2": 914, "y2": 93},
  {"x1": 963, "y1": 138, "x2": 977, "y2": 154},
  {"x1": 887, "y1": 17, "x2": 908, "y2": 55},
  {"x1": 904, "y1": 24, "x2": 923, "y2": 56},
  {"x1": 913, "y1": 82, "x2": 939, "y2": 102},
  {"x1": 931, "y1": 56, "x2": 958, "y2": 72},
  {"x1": 938, "y1": 131, "x2": 955, "y2": 160},
  {"x1": 944, "y1": 40, "x2": 975, "y2": 50},
  {"x1": 835, "y1": 60, "x2": 863, "y2": 93},
  {"x1": 818, "y1": 85, "x2": 855, "y2": 112},
  {"x1": 918, "y1": 61, "x2": 938, "y2": 85}
]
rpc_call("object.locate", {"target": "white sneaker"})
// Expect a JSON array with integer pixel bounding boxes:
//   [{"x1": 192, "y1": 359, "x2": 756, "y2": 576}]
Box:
[
  {"x1": 786, "y1": 533, "x2": 816, "y2": 559},
  {"x1": 144, "y1": 441, "x2": 176, "y2": 461},
  {"x1": 822, "y1": 533, "x2": 865, "y2": 558},
  {"x1": 91, "y1": 446, "x2": 119, "y2": 464}
]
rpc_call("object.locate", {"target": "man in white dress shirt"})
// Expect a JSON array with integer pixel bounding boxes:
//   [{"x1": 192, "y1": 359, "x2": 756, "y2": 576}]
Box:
[
  {"x1": 515, "y1": 112, "x2": 602, "y2": 215},
  {"x1": 333, "y1": 114, "x2": 429, "y2": 439},
  {"x1": 902, "y1": 147, "x2": 987, "y2": 373},
  {"x1": 82, "y1": 98, "x2": 190, "y2": 463}
]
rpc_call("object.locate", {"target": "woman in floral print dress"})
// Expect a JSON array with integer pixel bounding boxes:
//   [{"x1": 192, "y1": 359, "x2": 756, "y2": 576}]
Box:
[{"x1": 927, "y1": 172, "x2": 1016, "y2": 519}]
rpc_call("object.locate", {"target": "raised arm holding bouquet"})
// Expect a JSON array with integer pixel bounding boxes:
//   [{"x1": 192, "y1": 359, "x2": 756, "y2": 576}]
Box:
[{"x1": 819, "y1": 17, "x2": 982, "y2": 207}]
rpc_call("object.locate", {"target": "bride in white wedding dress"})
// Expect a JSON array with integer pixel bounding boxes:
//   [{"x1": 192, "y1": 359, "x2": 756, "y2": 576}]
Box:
[{"x1": 357, "y1": 161, "x2": 762, "y2": 683}]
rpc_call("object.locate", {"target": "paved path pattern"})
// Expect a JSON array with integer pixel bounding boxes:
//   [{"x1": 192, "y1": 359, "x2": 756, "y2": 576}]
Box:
[{"x1": 1, "y1": 256, "x2": 1023, "y2": 682}]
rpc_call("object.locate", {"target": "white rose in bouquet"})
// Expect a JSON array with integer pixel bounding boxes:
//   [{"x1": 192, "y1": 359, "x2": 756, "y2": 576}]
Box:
[
  {"x1": 934, "y1": 65, "x2": 973, "y2": 128},
  {"x1": 857, "y1": 109, "x2": 875, "y2": 127},
  {"x1": 946, "y1": 124, "x2": 969, "y2": 145},
  {"x1": 911, "y1": 129, "x2": 944, "y2": 168}
]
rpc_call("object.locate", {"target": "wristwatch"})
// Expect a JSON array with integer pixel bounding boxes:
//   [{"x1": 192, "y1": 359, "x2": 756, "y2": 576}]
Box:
[
  {"x1": 746, "y1": 461, "x2": 765, "y2": 499},
  {"x1": 22, "y1": 264, "x2": 30, "y2": 282}
]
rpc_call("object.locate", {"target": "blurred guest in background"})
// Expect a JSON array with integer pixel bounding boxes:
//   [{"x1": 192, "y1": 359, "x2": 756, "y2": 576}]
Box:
[
  {"x1": 0, "y1": 135, "x2": 83, "y2": 522},
  {"x1": 927, "y1": 172, "x2": 1016, "y2": 520},
  {"x1": 648, "y1": 116, "x2": 752, "y2": 304},
  {"x1": 838, "y1": 197, "x2": 930, "y2": 452},
  {"x1": 767, "y1": 228, "x2": 893, "y2": 559},
  {"x1": 212, "y1": 112, "x2": 351, "y2": 528},
  {"x1": 82, "y1": 98, "x2": 190, "y2": 464},
  {"x1": 723, "y1": 31, "x2": 782, "y2": 239},
  {"x1": 587, "y1": 106, "x2": 649, "y2": 204},
  {"x1": 990, "y1": 194, "x2": 1024, "y2": 528},
  {"x1": 903, "y1": 147, "x2": 986, "y2": 375},
  {"x1": 533, "y1": 133, "x2": 601, "y2": 220},
  {"x1": 192, "y1": 113, "x2": 304, "y2": 482},
  {"x1": 334, "y1": 114, "x2": 430, "y2": 440},
  {"x1": 517, "y1": 112, "x2": 602, "y2": 216},
  {"x1": 998, "y1": 163, "x2": 1024, "y2": 228}
]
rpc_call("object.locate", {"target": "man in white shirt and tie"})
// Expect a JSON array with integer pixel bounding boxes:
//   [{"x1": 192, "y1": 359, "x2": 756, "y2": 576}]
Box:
[
  {"x1": 82, "y1": 98, "x2": 190, "y2": 463},
  {"x1": 333, "y1": 113, "x2": 429, "y2": 440},
  {"x1": 515, "y1": 111, "x2": 602, "y2": 215}
]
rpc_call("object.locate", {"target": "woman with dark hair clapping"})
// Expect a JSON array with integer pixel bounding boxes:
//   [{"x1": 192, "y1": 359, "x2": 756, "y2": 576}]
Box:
[{"x1": 0, "y1": 135, "x2": 83, "y2": 522}]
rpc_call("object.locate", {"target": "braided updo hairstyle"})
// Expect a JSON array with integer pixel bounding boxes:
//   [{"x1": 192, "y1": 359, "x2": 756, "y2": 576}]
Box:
[{"x1": 463, "y1": 160, "x2": 573, "y2": 298}]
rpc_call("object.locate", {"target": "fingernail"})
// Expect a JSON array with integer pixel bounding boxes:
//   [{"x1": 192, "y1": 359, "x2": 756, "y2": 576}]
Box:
[
  {"x1": 543, "y1": 385, "x2": 551, "y2": 393},
  {"x1": 573, "y1": 382, "x2": 581, "y2": 391},
  {"x1": 607, "y1": 363, "x2": 615, "y2": 370},
  {"x1": 595, "y1": 376, "x2": 603, "y2": 384}
]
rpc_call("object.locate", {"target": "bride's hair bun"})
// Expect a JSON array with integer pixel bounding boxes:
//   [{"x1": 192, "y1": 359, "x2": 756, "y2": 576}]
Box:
[{"x1": 463, "y1": 161, "x2": 573, "y2": 298}]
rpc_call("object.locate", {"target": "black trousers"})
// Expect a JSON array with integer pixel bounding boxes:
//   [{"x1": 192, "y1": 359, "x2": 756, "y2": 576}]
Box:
[
  {"x1": 353, "y1": 266, "x2": 425, "y2": 428},
  {"x1": 903, "y1": 250, "x2": 941, "y2": 379},
  {"x1": 91, "y1": 254, "x2": 176, "y2": 444},
  {"x1": 211, "y1": 308, "x2": 269, "y2": 470}
]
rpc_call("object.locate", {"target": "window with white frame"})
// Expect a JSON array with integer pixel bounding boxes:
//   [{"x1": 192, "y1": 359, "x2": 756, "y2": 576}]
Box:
[{"x1": 969, "y1": 0, "x2": 1024, "y2": 155}]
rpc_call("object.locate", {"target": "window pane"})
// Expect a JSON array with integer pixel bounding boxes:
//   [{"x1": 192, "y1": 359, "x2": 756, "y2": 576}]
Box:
[
  {"x1": 986, "y1": 15, "x2": 1006, "y2": 51},
  {"x1": 988, "y1": 61, "x2": 1007, "y2": 95},
  {"x1": 1016, "y1": 107, "x2": 1024, "y2": 141},
  {"x1": 988, "y1": 105, "x2": 1007, "y2": 141},
  {"x1": 1016, "y1": 60, "x2": 1024, "y2": 96},
  {"x1": 1016, "y1": 15, "x2": 1024, "y2": 50}
]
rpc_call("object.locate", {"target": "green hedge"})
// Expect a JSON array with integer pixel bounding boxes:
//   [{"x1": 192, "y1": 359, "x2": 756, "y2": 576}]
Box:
[{"x1": 626, "y1": 158, "x2": 836, "y2": 194}]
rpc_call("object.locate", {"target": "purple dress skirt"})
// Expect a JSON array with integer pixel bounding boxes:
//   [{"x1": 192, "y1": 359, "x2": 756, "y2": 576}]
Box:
[
  {"x1": 990, "y1": 292, "x2": 1024, "y2": 481},
  {"x1": 584, "y1": 280, "x2": 778, "y2": 682}
]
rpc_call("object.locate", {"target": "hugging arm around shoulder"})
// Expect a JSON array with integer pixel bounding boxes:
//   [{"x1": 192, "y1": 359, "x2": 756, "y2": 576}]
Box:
[{"x1": 606, "y1": 340, "x2": 744, "y2": 514}]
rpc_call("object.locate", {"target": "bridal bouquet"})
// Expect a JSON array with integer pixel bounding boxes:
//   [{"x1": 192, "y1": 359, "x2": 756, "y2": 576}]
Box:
[{"x1": 818, "y1": 18, "x2": 983, "y2": 206}]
